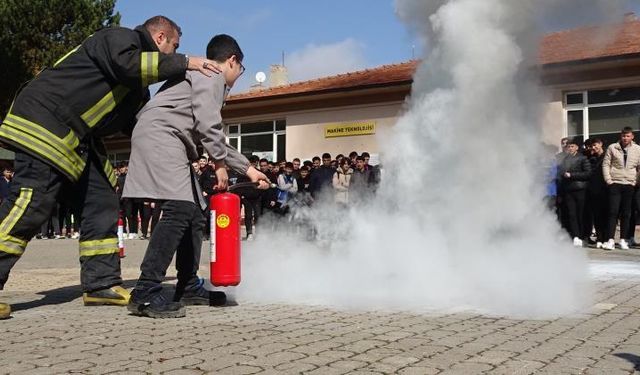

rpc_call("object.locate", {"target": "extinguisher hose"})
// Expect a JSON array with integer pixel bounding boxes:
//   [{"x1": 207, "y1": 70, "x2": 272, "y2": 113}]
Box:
[{"x1": 228, "y1": 181, "x2": 276, "y2": 192}]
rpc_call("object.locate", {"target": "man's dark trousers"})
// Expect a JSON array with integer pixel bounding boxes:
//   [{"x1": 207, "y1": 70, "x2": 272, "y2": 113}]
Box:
[
  {"x1": 242, "y1": 197, "x2": 260, "y2": 235},
  {"x1": 586, "y1": 190, "x2": 608, "y2": 243},
  {"x1": 123, "y1": 198, "x2": 143, "y2": 236},
  {"x1": 563, "y1": 189, "x2": 586, "y2": 239},
  {"x1": 607, "y1": 183, "x2": 635, "y2": 240}
]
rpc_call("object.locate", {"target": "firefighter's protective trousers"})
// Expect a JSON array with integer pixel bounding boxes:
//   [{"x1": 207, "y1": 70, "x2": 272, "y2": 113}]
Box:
[{"x1": 0, "y1": 150, "x2": 121, "y2": 292}]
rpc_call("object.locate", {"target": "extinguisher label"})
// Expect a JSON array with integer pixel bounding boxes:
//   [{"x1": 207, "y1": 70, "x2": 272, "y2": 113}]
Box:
[
  {"x1": 216, "y1": 214, "x2": 230, "y2": 229},
  {"x1": 210, "y1": 210, "x2": 216, "y2": 262}
]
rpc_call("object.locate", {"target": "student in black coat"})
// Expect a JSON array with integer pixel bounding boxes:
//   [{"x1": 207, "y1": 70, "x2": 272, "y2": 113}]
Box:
[
  {"x1": 584, "y1": 139, "x2": 607, "y2": 247},
  {"x1": 229, "y1": 170, "x2": 262, "y2": 240},
  {"x1": 0, "y1": 167, "x2": 12, "y2": 203},
  {"x1": 558, "y1": 138, "x2": 592, "y2": 246},
  {"x1": 309, "y1": 153, "x2": 336, "y2": 199}
]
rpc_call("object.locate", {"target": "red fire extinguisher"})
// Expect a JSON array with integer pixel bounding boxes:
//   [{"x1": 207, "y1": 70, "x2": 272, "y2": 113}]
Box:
[
  {"x1": 117, "y1": 216, "x2": 125, "y2": 258},
  {"x1": 210, "y1": 192, "x2": 241, "y2": 286}
]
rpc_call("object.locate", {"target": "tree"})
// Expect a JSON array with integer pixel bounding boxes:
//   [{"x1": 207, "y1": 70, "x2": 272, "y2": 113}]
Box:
[{"x1": 0, "y1": 0, "x2": 120, "y2": 116}]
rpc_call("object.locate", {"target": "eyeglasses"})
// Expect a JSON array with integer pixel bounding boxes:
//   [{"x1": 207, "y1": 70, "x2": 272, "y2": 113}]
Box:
[{"x1": 238, "y1": 61, "x2": 246, "y2": 76}]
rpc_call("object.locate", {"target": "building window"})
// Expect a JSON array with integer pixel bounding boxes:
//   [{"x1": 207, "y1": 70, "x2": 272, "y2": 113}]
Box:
[
  {"x1": 565, "y1": 87, "x2": 640, "y2": 145},
  {"x1": 567, "y1": 110, "x2": 583, "y2": 139},
  {"x1": 226, "y1": 119, "x2": 286, "y2": 161}
]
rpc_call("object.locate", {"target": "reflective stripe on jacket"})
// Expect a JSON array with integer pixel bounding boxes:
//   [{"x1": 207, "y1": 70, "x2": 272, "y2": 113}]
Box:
[{"x1": 0, "y1": 25, "x2": 186, "y2": 181}]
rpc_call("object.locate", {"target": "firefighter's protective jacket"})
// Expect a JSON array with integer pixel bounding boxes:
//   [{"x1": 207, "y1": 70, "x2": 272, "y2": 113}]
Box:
[{"x1": 0, "y1": 25, "x2": 187, "y2": 182}]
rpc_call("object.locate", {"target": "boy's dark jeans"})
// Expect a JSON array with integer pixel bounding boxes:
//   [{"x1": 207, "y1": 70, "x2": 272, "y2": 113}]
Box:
[
  {"x1": 563, "y1": 189, "x2": 586, "y2": 239},
  {"x1": 134, "y1": 200, "x2": 205, "y2": 293},
  {"x1": 607, "y1": 183, "x2": 635, "y2": 240}
]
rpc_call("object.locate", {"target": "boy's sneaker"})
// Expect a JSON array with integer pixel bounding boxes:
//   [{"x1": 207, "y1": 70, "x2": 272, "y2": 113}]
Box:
[
  {"x1": 128, "y1": 286, "x2": 186, "y2": 318},
  {"x1": 602, "y1": 239, "x2": 615, "y2": 251},
  {"x1": 596, "y1": 242, "x2": 603, "y2": 249},
  {"x1": 0, "y1": 302, "x2": 10, "y2": 319},
  {"x1": 572, "y1": 237, "x2": 583, "y2": 247},
  {"x1": 620, "y1": 239, "x2": 630, "y2": 250},
  {"x1": 71, "y1": 232, "x2": 80, "y2": 239},
  {"x1": 246, "y1": 234, "x2": 255, "y2": 241},
  {"x1": 173, "y1": 278, "x2": 230, "y2": 306}
]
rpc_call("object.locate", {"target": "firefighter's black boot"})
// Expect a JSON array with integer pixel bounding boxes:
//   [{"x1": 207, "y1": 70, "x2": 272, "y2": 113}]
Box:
[
  {"x1": 128, "y1": 285, "x2": 186, "y2": 318},
  {"x1": 0, "y1": 302, "x2": 10, "y2": 319},
  {"x1": 173, "y1": 278, "x2": 230, "y2": 306},
  {"x1": 83, "y1": 285, "x2": 131, "y2": 306}
]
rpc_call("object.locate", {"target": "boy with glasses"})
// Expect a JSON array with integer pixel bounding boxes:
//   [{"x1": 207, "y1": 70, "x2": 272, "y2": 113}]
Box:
[{"x1": 123, "y1": 35, "x2": 268, "y2": 318}]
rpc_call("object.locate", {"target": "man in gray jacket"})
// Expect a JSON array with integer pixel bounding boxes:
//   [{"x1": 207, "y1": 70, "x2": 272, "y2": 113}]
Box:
[{"x1": 123, "y1": 35, "x2": 268, "y2": 318}]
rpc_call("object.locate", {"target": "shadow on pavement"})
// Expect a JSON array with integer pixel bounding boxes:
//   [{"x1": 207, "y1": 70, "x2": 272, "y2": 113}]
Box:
[
  {"x1": 10, "y1": 278, "x2": 176, "y2": 312},
  {"x1": 613, "y1": 353, "x2": 640, "y2": 371}
]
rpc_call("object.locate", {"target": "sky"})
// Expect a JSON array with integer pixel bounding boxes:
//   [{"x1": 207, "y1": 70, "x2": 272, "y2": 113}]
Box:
[
  {"x1": 115, "y1": 1, "x2": 640, "y2": 93},
  {"x1": 115, "y1": 0, "x2": 418, "y2": 93}
]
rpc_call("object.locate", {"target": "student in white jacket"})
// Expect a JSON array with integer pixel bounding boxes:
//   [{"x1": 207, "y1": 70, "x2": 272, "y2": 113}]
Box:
[
  {"x1": 277, "y1": 162, "x2": 298, "y2": 208},
  {"x1": 332, "y1": 159, "x2": 353, "y2": 205},
  {"x1": 602, "y1": 127, "x2": 640, "y2": 250}
]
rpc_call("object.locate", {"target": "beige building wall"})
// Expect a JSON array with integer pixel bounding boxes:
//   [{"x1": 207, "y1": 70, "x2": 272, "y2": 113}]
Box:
[
  {"x1": 541, "y1": 75, "x2": 640, "y2": 149},
  {"x1": 226, "y1": 70, "x2": 640, "y2": 163},
  {"x1": 285, "y1": 102, "x2": 403, "y2": 160},
  {"x1": 541, "y1": 90, "x2": 565, "y2": 147}
]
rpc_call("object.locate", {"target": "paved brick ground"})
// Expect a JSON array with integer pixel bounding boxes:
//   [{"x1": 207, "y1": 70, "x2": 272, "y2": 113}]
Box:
[{"x1": 2, "y1": 239, "x2": 640, "y2": 374}]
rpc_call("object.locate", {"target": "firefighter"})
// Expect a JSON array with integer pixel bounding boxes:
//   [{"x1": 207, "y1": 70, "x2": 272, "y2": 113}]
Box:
[{"x1": 0, "y1": 15, "x2": 222, "y2": 319}]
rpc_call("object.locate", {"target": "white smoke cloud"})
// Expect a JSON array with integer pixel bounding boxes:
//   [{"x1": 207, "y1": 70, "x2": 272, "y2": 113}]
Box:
[
  {"x1": 285, "y1": 39, "x2": 368, "y2": 82},
  {"x1": 234, "y1": 0, "x2": 631, "y2": 318}
]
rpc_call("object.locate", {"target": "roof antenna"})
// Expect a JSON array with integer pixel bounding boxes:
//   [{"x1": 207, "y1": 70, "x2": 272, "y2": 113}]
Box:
[
  {"x1": 411, "y1": 44, "x2": 415, "y2": 59},
  {"x1": 282, "y1": 50, "x2": 285, "y2": 67}
]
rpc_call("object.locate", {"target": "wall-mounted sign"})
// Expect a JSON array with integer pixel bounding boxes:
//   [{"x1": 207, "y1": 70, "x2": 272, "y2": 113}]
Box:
[{"x1": 324, "y1": 121, "x2": 376, "y2": 138}]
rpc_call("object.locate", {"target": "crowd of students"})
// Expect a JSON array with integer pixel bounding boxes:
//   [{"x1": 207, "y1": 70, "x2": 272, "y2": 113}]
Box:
[
  {"x1": 106, "y1": 150, "x2": 382, "y2": 242},
  {"x1": 20, "y1": 123, "x2": 640, "y2": 253},
  {"x1": 551, "y1": 127, "x2": 640, "y2": 250},
  {"x1": 194, "y1": 151, "x2": 382, "y2": 240}
]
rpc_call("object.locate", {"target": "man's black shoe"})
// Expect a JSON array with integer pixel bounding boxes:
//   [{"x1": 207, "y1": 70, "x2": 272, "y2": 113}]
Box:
[
  {"x1": 127, "y1": 286, "x2": 186, "y2": 318},
  {"x1": 173, "y1": 279, "x2": 235, "y2": 306},
  {"x1": 177, "y1": 289, "x2": 229, "y2": 306}
]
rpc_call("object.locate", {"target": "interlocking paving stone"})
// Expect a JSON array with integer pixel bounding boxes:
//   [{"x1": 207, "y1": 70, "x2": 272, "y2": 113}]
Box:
[{"x1": 4, "y1": 241, "x2": 640, "y2": 373}]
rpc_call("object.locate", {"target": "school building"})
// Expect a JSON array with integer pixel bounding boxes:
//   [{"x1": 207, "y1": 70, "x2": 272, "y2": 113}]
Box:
[{"x1": 101, "y1": 13, "x2": 640, "y2": 163}]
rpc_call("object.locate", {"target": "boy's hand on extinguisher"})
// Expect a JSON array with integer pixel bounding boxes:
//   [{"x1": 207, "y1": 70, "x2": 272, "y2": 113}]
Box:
[
  {"x1": 256, "y1": 180, "x2": 270, "y2": 189},
  {"x1": 246, "y1": 166, "x2": 270, "y2": 189},
  {"x1": 214, "y1": 161, "x2": 228, "y2": 191}
]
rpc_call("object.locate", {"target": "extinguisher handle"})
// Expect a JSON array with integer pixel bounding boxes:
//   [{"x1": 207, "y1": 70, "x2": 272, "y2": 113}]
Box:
[{"x1": 227, "y1": 181, "x2": 276, "y2": 192}]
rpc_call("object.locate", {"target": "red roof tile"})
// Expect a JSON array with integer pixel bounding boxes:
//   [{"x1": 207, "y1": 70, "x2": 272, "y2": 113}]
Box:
[
  {"x1": 228, "y1": 61, "x2": 418, "y2": 101},
  {"x1": 539, "y1": 13, "x2": 640, "y2": 65},
  {"x1": 228, "y1": 14, "x2": 640, "y2": 102}
]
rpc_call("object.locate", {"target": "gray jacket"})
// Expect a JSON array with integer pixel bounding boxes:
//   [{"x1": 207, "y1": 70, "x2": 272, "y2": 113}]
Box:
[{"x1": 122, "y1": 71, "x2": 249, "y2": 202}]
